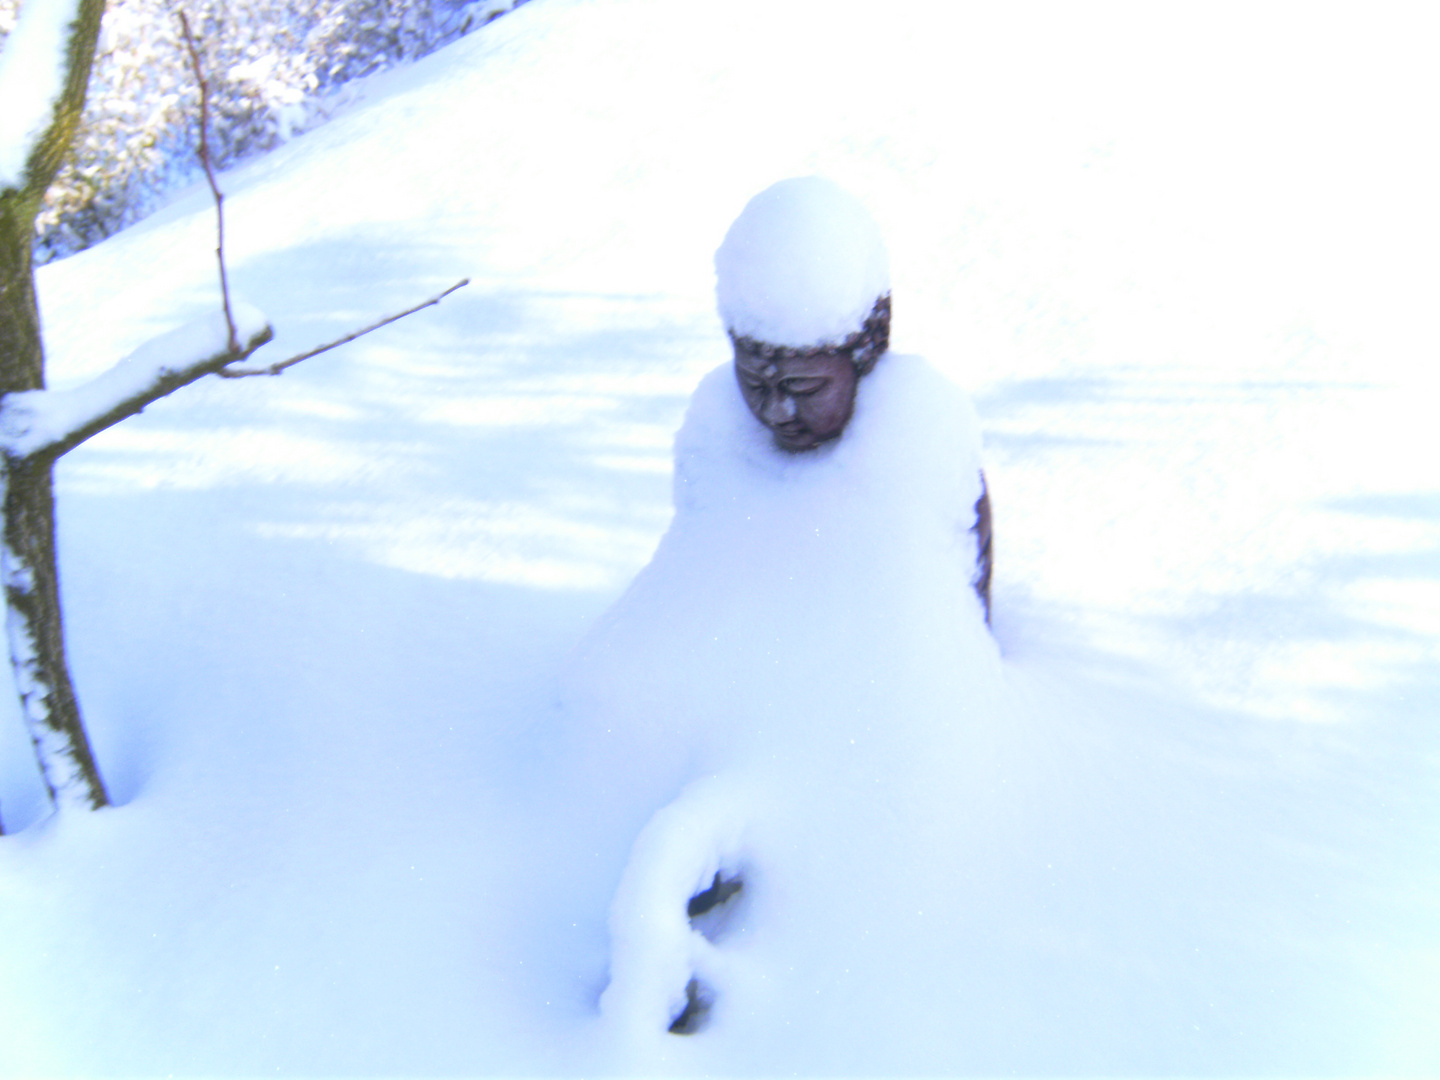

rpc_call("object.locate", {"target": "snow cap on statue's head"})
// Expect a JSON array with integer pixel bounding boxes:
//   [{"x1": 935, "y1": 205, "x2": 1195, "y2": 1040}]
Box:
[{"x1": 715, "y1": 177, "x2": 890, "y2": 350}]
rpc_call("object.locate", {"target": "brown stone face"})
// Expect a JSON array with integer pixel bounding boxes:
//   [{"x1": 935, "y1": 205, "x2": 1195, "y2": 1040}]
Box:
[{"x1": 733, "y1": 344, "x2": 859, "y2": 452}]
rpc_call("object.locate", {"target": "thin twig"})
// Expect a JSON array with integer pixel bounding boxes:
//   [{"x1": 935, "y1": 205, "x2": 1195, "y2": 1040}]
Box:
[
  {"x1": 177, "y1": 10, "x2": 238, "y2": 354},
  {"x1": 219, "y1": 279, "x2": 471, "y2": 378}
]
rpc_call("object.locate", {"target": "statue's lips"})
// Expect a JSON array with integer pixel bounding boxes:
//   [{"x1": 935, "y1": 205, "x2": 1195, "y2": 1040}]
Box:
[{"x1": 771, "y1": 421, "x2": 817, "y2": 448}]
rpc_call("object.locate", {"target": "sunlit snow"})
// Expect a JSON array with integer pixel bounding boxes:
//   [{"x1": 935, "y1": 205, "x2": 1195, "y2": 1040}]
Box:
[{"x1": 1, "y1": 0, "x2": 1437, "y2": 1075}]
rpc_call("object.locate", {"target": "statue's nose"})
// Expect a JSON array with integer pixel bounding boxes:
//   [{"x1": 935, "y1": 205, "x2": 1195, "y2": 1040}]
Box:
[{"x1": 761, "y1": 392, "x2": 797, "y2": 424}]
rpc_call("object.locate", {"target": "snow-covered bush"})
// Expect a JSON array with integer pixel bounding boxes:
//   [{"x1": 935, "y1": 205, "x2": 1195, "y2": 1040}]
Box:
[{"x1": 0, "y1": 0, "x2": 519, "y2": 262}]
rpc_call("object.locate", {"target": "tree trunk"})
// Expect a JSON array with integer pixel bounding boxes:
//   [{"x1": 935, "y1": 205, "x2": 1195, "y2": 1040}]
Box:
[
  {"x1": 2, "y1": 188, "x2": 107, "y2": 811},
  {"x1": 2, "y1": 456, "x2": 107, "y2": 809},
  {"x1": 0, "y1": 192, "x2": 46, "y2": 396},
  {"x1": 0, "y1": 0, "x2": 109, "y2": 813}
]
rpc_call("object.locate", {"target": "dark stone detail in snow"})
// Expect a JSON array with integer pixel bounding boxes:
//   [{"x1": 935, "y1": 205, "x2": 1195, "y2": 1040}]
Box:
[
  {"x1": 972, "y1": 471, "x2": 993, "y2": 625},
  {"x1": 688, "y1": 870, "x2": 743, "y2": 919},
  {"x1": 668, "y1": 977, "x2": 715, "y2": 1035},
  {"x1": 729, "y1": 292, "x2": 891, "y2": 375},
  {"x1": 688, "y1": 870, "x2": 747, "y2": 945},
  {"x1": 666, "y1": 873, "x2": 743, "y2": 1033},
  {"x1": 730, "y1": 295, "x2": 891, "y2": 452}
]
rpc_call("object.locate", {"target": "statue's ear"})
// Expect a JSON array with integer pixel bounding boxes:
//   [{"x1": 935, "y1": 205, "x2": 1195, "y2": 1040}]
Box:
[
  {"x1": 852, "y1": 342, "x2": 882, "y2": 377},
  {"x1": 850, "y1": 293, "x2": 891, "y2": 377}
]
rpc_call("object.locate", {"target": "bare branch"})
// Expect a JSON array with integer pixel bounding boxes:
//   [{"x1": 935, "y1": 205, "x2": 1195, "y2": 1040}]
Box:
[
  {"x1": 219, "y1": 278, "x2": 470, "y2": 378},
  {"x1": 177, "y1": 10, "x2": 239, "y2": 355}
]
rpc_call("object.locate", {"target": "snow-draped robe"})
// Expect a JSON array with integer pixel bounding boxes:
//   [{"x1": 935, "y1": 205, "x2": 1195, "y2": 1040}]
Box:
[{"x1": 559, "y1": 352, "x2": 1016, "y2": 1047}]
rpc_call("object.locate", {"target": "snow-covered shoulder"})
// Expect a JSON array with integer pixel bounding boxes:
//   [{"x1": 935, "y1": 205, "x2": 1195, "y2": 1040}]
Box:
[
  {"x1": 564, "y1": 351, "x2": 997, "y2": 801},
  {"x1": 672, "y1": 350, "x2": 984, "y2": 513}
]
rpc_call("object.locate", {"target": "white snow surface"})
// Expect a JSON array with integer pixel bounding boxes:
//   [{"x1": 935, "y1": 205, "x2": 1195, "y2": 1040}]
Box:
[
  {"x1": 0, "y1": 0, "x2": 81, "y2": 188},
  {"x1": 715, "y1": 176, "x2": 890, "y2": 347},
  {"x1": 0, "y1": 0, "x2": 1437, "y2": 1075}
]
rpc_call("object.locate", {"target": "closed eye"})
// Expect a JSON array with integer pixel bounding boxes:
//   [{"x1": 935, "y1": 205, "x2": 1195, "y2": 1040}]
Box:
[{"x1": 780, "y1": 377, "x2": 827, "y2": 395}]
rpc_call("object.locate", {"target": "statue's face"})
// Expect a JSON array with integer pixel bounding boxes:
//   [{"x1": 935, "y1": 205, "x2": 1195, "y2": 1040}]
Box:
[{"x1": 733, "y1": 345, "x2": 859, "y2": 452}]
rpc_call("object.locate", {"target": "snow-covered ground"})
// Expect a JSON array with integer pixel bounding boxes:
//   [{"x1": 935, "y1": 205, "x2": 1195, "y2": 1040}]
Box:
[{"x1": 2, "y1": 0, "x2": 1438, "y2": 1074}]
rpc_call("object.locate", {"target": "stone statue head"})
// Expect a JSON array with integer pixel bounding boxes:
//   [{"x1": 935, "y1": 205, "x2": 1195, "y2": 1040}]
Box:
[{"x1": 715, "y1": 178, "x2": 891, "y2": 452}]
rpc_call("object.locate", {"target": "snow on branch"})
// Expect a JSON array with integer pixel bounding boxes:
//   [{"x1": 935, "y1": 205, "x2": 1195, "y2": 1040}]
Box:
[
  {"x1": 0, "y1": 8, "x2": 471, "y2": 463},
  {"x1": 0, "y1": 0, "x2": 82, "y2": 190},
  {"x1": 0, "y1": 303, "x2": 272, "y2": 461},
  {"x1": 0, "y1": 274, "x2": 470, "y2": 461}
]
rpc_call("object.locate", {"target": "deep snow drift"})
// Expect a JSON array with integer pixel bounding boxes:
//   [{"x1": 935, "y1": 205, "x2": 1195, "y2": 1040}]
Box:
[{"x1": 1, "y1": 0, "x2": 1437, "y2": 1075}]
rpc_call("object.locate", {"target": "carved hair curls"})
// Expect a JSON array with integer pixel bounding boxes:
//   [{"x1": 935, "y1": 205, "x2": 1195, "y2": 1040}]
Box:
[{"x1": 729, "y1": 294, "x2": 891, "y2": 375}]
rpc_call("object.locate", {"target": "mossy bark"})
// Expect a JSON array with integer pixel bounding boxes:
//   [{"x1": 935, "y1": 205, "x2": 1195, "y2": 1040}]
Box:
[
  {"x1": 0, "y1": 190, "x2": 47, "y2": 394},
  {"x1": 1, "y1": 0, "x2": 111, "y2": 813}
]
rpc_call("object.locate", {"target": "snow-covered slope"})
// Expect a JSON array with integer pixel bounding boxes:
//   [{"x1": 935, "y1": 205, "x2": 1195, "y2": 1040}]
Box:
[{"x1": 1, "y1": 0, "x2": 1437, "y2": 1074}]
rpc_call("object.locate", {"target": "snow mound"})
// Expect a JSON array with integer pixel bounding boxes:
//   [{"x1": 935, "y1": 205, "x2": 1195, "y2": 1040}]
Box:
[{"x1": 715, "y1": 176, "x2": 890, "y2": 349}]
